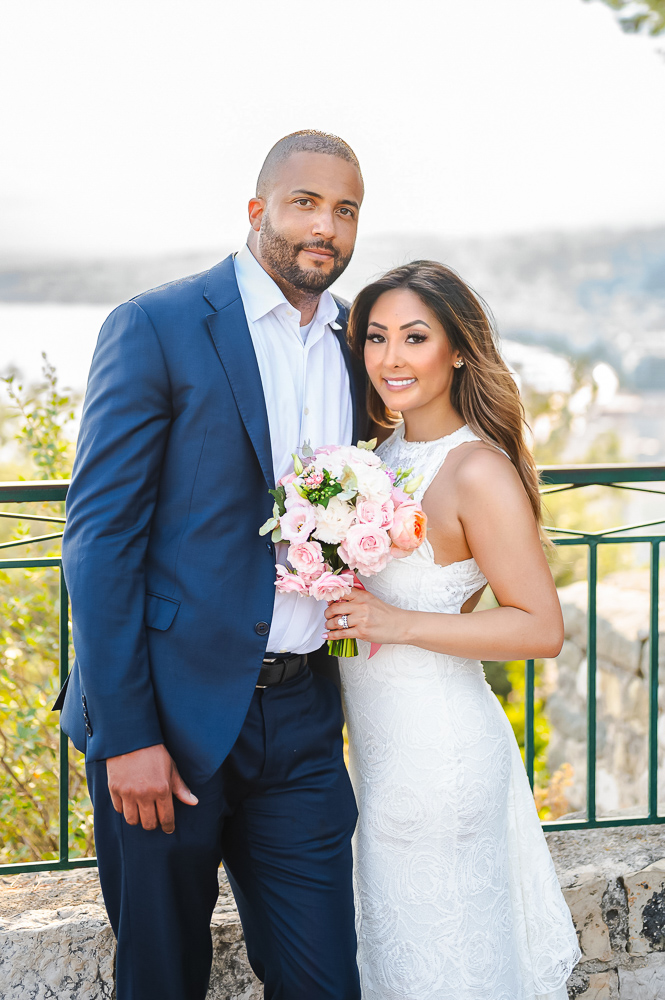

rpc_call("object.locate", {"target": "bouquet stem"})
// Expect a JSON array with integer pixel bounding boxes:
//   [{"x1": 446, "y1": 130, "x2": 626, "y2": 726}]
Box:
[{"x1": 328, "y1": 637, "x2": 358, "y2": 658}]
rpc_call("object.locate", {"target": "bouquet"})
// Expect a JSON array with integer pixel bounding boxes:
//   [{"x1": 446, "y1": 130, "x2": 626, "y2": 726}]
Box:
[{"x1": 259, "y1": 439, "x2": 427, "y2": 657}]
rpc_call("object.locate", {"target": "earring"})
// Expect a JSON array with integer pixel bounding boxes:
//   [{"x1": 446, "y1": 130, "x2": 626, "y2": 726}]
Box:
[{"x1": 454, "y1": 359, "x2": 464, "y2": 368}]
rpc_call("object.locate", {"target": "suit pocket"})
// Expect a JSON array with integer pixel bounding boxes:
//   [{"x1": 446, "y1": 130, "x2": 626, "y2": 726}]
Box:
[{"x1": 145, "y1": 592, "x2": 181, "y2": 631}]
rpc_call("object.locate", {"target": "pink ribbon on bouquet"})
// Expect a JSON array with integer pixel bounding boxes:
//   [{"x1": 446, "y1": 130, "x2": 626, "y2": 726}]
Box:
[{"x1": 353, "y1": 576, "x2": 381, "y2": 659}]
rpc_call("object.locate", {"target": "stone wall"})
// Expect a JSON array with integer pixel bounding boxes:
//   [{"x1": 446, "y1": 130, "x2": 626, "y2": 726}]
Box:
[
  {"x1": 4, "y1": 826, "x2": 665, "y2": 999},
  {"x1": 545, "y1": 572, "x2": 665, "y2": 816}
]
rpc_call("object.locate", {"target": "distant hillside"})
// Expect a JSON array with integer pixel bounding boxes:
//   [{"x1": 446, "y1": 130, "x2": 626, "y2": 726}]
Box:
[{"x1": 2, "y1": 227, "x2": 664, "y2": 383}]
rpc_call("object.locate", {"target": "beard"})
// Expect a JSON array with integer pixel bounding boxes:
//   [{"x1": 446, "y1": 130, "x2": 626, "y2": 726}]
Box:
[{"x1": 258, "y1": 212, "x2": 353, "y2": 293}]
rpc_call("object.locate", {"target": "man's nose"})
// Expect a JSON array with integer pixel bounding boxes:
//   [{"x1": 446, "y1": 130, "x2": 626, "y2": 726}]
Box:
[{"x1": 311, "y1": 209, "x2": 336, "y2": 240}]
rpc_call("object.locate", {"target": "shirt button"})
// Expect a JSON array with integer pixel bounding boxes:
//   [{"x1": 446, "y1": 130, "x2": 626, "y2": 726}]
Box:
[
  {"x1": 286, "y1": 309, "x2": 293, "y2": 317},
  {"x1": 255, "y1": 622, "x2": 270, "y2": 636},
  {"x1": 304, "y1": 407, "x2": 309, "y2": 415}
]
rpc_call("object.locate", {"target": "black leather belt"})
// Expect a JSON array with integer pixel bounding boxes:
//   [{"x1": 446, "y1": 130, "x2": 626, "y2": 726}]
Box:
[{"x1": 256, "y1": 653, "x2": 307, "y2": 688}]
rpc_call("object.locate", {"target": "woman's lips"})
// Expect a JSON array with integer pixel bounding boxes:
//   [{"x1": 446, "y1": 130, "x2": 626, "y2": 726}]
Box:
[{"x1": 383, "y1": 377, "x2": 417, "y2": 392}]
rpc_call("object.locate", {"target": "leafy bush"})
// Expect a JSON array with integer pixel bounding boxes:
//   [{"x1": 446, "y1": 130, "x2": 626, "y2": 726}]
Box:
[{"x1": 0, "y1": 357, "x2": 93, "y2": 865}]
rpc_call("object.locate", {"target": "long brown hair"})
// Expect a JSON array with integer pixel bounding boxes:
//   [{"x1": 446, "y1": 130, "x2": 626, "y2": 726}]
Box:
[{"x1": 347, "y1": 260, "x2": 544, "y2": 532}]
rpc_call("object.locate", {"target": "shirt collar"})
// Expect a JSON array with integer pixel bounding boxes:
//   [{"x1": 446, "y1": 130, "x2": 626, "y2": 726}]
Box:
[{"x1": 234, "y1": 243, "x2": 340, "y2": 329}]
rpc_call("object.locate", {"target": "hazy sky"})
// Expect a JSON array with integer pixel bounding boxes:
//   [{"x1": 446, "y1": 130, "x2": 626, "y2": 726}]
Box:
[{"x1": 1, "y1": 0, "x2": 664, "y2": 257}]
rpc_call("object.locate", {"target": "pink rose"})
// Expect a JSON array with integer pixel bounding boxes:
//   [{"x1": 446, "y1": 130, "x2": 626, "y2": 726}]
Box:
[
  {"x1": 278, "y1": 472, "x2": 298, "y2": 486},
  {"x1": 274, "y1": 565, "x2": 310, "y2": 595},
  {"x1": 309, "y1": 570, "x2": 355, "y2": 602},
  {"x1": 391, "y1": 486, "x2": 410, "y2": 507},
  {"x1": 280, "y1": 503, "x2": 316, "y2": 541},
  {"x1": 356, "y1": 498, "x2": 394, "y2": 530},
  {"x1": 287, "y1": 540, "x2": 325, "y2": 582},
  {"x1": 390, "y1": 501, "x2": 427, "y2": 551},
  {"x1": 339, "y1": 524, "x2": 392, "y2": 576}
]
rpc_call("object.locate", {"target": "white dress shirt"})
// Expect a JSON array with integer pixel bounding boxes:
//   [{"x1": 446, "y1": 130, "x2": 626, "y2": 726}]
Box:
[{"x1": 234, "y1": 244, "x2": 353, "y2": 654}]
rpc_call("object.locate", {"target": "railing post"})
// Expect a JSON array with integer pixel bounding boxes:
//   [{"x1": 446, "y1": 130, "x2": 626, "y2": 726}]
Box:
[
  {"x1": 525, "y1": 659, "x2": 535, "y2": 790},
  {"x1": 649, "y1": 541, "x2": 660, "y2": 821},
  {"x1": 59, "y1": 564, "x2": 70, "y2": 867},
  {"x1": 587, "y1": 543, "x2": 598, "y2": 825}
]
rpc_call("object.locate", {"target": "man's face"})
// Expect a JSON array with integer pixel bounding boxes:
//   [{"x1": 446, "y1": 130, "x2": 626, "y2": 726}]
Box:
[{"x1": 251, "y1": 151, "x2": 363, "y2": 293}]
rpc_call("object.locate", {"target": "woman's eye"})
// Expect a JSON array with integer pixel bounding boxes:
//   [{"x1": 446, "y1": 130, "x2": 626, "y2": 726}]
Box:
[
  {"x1": 367, "y1": 334, "x2": 385, "y2": 343},
  {"x1": 406, "y1": 334, "x2": 427, "y2": 344}
]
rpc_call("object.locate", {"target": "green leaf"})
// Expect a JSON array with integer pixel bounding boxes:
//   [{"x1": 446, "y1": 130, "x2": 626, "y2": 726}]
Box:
[
  {"x1": 259, "y1": 517, "x2": 279, "y2": 536},
  {"x1": 357, "y1": 438, "x2": 378, "y2": 451}
]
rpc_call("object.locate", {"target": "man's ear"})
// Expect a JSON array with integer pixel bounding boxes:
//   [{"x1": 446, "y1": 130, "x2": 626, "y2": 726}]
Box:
[{"x1": 248, "y1": 197, "x2": 265, "y2": 233}]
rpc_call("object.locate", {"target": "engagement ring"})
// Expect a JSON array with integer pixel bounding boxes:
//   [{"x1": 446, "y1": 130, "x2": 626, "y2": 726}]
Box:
[{"x1": 338, "y1": 615, "x2": 349, "y2": 629}]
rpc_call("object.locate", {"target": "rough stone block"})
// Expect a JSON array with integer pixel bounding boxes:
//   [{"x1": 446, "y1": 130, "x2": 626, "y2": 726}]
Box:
[
  {"x1": 574, "y1": 969, "x2": 619, "y2": 999},
  {"x1": 618, "y1": 952, "x2": 665, "y2": 999},
  {"x1": 564, "y1": 874, "x2": 613, "y2": 962},
  {"x1": 624, "y1": 859, "x2": 665, "y2": 956},
  {"x1": 0, "y1": 904, "x2": 115, "y2": 999}
]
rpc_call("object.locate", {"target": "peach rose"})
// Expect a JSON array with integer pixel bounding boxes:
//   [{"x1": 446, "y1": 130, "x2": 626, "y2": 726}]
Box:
[
  {"x1": 308, "y1": 570, "x2": 355, "y2": 602},
  {"x1": 287, "y1": 541, "x2": 325, "y2": 582},
  {"x1": 274, "y1": 565, "x2": 310, "y2": 595},
  {"x1": 389, "y1": 501, "x2": 427, "y2": 552},
  {"x1": 339, "y1": 524, "x2": 392, "y2": 576},
  {"x1": 280, "y1": 503, "x2": 316, "y2": 541}
]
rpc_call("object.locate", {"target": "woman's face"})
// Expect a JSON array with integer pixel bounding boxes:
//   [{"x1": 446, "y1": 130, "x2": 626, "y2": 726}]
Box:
[{"x1": 364, "y1": 288, "x2": 462, "y2": 416}]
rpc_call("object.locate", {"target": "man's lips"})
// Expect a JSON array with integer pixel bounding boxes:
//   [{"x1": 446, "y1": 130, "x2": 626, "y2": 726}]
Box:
[{"x1": 301, "y1": 247, "x2": 335, "y2": 262}]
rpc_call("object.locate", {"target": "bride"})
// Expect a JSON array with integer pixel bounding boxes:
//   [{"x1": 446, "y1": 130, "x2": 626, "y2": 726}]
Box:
[{"x1": 323, "y1": 261, "x2": 581, "y2": 1000}]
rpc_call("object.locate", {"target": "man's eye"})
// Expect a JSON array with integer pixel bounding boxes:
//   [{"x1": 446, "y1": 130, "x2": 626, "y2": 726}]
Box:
[
  {"x1": 295, "y1": 199, "x2": 312, "y2": 206},
  {"x1": 338, "y1": 207, "x2": 355, "y2": 217}
]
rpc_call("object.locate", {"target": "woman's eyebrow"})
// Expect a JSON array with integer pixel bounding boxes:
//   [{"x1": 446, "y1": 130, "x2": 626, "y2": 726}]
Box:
[
  {"x1": 368, "y1": 321, "x2": 388, "y2": 330},
  {"x1": 399, "y1": 320, "x2": 431, "y2": 330}
]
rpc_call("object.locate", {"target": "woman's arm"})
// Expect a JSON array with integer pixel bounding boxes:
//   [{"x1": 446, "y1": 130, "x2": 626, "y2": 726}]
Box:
[{"x1": 324, "y1": 449, "x2": 563, "y2": 661}]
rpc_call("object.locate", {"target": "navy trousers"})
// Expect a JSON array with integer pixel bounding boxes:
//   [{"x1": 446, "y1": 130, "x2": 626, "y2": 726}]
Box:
[{"x1": 86, "y1": 667, "x2": 360, "y2": 1000}]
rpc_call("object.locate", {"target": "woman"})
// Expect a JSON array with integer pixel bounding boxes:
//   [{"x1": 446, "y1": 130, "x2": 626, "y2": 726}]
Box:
[{"x1": 324, "y1": 261, "x2": 580, "y2": 1000}]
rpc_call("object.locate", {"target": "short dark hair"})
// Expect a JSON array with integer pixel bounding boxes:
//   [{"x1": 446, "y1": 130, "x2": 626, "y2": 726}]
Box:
[{"x1": 256, "y1": 130, "x2": 362, "y2": 198}]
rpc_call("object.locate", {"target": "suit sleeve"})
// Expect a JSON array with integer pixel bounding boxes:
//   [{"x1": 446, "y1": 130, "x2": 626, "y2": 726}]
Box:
[{"x1": 62, "y1": 301, "x2": 171, "y2": 762}]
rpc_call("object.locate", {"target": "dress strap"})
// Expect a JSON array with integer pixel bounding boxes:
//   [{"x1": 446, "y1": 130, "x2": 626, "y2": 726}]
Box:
[
  {"x1": 378, "y1": 424, "x2": 483, "y2": 504},
  {"x1": 410, "y1": 425, "x2": 482, "y2": 503}
]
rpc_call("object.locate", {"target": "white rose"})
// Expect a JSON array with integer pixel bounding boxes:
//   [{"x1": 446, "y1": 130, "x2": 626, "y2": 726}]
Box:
[
  {"x1": 354, "y1": 464, "x2": 394, "y2": 504},
  {"x1": 312, "y1": 496, "x2": 357, "y2": 544}
]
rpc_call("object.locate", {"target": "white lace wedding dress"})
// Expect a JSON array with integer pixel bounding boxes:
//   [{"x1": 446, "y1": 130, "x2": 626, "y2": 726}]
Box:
[{"x1": 339, "y1": 424, "x2": 580, "y2": 1000}]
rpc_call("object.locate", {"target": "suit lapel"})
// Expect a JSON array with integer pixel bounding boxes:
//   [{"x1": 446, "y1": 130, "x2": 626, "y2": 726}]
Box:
[
  {"x1": 204, "y1": 257, "x2": 274, "y2": 490},
  {"x1": 332, "y1": 302, "x2": 367, "y2": 445}
]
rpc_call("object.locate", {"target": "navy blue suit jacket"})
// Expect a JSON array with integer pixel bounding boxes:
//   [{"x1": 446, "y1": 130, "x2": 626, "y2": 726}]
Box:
[{"x1": 59, "y1": 255, "x2": 368, "y2": 784}]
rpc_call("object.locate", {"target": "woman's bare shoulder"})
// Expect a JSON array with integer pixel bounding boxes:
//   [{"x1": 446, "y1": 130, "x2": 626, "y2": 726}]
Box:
[{"x1": 452, "y1": 441, "x2": 526, "y2": 503}]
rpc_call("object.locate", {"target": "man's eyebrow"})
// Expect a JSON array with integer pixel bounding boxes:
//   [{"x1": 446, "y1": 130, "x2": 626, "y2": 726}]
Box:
[
  {"x1": 290, "y1": 189, "x2": 360, "y2": 211},
  {"x1": 400, "y1": 320, "x2": 431, "y2": 330}
]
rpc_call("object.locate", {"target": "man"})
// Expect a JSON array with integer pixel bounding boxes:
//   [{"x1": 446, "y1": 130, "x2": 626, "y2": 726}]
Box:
[{"x1": 57, "y1": 130, "x2": 368, "y2": 1000}]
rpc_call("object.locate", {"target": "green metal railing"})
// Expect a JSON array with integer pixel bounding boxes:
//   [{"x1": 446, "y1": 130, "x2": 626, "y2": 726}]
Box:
[
  {"x1": 536, "y1": 463, "x2": 664, "y2": 831},
  {"x1": 0, "y1": 464, "x2": 664, "y2": 871}
]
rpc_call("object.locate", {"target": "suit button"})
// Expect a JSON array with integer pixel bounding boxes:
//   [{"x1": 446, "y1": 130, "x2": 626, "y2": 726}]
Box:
[{"x1": 254, "y1": 622, "x2": 270, "y2": 636}]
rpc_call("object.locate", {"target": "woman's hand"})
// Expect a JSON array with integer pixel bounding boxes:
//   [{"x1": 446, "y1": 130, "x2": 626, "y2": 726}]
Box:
[{"x1": 324, "y1": 587, "x2": 407, "y2": 645}]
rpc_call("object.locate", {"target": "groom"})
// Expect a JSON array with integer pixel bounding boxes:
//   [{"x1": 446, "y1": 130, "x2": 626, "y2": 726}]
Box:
[{"x1": 57, "y1": 130, "x2": 368, "y2": 1000}]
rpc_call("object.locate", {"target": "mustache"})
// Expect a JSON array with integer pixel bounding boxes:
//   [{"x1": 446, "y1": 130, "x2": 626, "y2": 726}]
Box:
[{"x1": 297, "y1": 240, "x2": 339, "y2": 259}]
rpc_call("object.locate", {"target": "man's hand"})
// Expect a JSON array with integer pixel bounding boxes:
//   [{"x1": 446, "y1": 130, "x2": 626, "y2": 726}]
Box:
[{"x1": 106, "y1": 744, "x2": 198, "y2": 834}]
